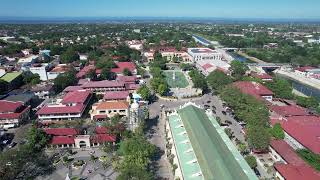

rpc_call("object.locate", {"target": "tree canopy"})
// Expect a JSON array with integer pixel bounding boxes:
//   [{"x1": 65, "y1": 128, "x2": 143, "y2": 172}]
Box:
[
  {"x1": 60, "y1": 47, "x2": 80, "y2": 63},
  {"x1": 266, "y1": 77, "x2": 294, "y2": 99},
  {"x1": 188, "y1": 69, "x2": 208, "y2": 91},
  {"x1": 137, "y1": 85, "x2": 151, "y2": 101},
  {"x1": 207, "y1": 70, "x2": 233, "y2": 91},
  {"x1": 53, "y1": 70, "x2": 77, "y2": 92},
  {"x1": 230, "y1": 61, "x2": 249, "y2": 80}
]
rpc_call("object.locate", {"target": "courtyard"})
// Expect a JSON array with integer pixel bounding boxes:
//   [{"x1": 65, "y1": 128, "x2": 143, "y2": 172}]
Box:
[{"x1": 163, "y1": 70, "x2": 189, "y2": 88}]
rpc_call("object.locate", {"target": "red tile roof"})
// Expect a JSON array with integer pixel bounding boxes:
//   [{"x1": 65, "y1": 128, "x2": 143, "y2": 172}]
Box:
[
  {"x1": 233, "y1": 81, "x2": 273, "y2": 99},
  {"x1": 270, "y1": 105, "x2": 308, "y2": 117},
  {"x1": 274, "y1": 163, "x2": 320, "y2": 180},
  {"x1": 281, "y1": 116, "x2": 320, "y2": 154},
  {"x1": 78, "y1": 79, "x2": 90, "y2": 85},
  {"x1": 81, "y1": 80, "x2": 125, "y2": 89},
  {"x1": 125, "y1": 83, "x2": 140, "y2": 90},
  {"x1": 50, "y1": 136, "x2": 75, "y2": 145},
  {"x1": 61, "y1": 90, "x2": 91, "y2": 104},
  {"x1": 0, "y1": 100, "x2": 24, "y2": 113},
  {"x1": 76, "y1": 65, "x2": 95, "y2": 79},
  {"x1": 44, "y1": 128, "x2": 79, "y2": 136},
  {"x1": 0, "y1": 106, "x2": 30, "y2": 119},
  {"x1": 111, "y1": 62, "x2": 136, "y2": 73},
  {"x1": 95, "y1": 126, "x2": 109, "y2": 134},
  {"x1": 116, "y1": 76, "x2": 137, "y2": 83},
  {"x1": 90, "y1": 134, "x2": 116, "y2": 143},
  {"x1": 36, "y1": 104, "x2": 85, "y2": 115},
  {"x1": 202, "y1": 63, "x2": 214, "y2": 70},
  {"x1": 103, "y1": 91, "x2": 129, "y2": 100},
  {"x1": 95, "y1": 101, "x2": 129, "y2": 110},
  {"x1": 270, "y1": 140, "x2": 305, "y2": 166},
  {"x1": 63, "y1": 86, "x2": 84, "y2": 93},
  {"x1": 93, "y1": 114, "x2": 108, "y2": 120}
]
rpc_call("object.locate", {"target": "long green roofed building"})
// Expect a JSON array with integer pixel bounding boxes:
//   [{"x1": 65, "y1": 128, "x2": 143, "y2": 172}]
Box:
[{"x1": 165, "y1": 102, "x2": 258, "y2": 180}]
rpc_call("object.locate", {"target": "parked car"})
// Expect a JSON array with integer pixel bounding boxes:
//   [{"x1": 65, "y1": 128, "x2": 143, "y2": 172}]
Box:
[
  {"x1": 212, "y1": 110, "x2": 216, "y2": 114},
  {"x1": 206, "y1": 100, "x2": 211, "y2": 104},
  {"x1": 8, "y1": 142, "x2": 17, "y2": 148},
  {"x1": 225, "y1": 120, "x2": 233, "y2": 125},
  {"x1": 222, "y1": 111, "x2": 227, "y2": 115},
  {"x1": 211, "y1": 105, "x2": 216, "y2": 110},
  {"x1": 204, "y1": 105, "x2": 210, "y2": 109}
]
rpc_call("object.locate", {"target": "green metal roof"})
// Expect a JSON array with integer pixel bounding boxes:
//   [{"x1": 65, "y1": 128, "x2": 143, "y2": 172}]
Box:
[
  {"x1": 168, "y1": 115, "x2": 203, "y2": 180},
  {"x1": 172, "y1": 104, "x2": 257, "y2": 180},
  {"x1": 0, "y1": 72, "x2": 22, "y2": 83}
]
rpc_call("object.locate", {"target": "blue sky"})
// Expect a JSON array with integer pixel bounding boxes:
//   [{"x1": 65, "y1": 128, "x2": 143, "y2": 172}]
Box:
[{"x1": 0, "y1": 0, "x2": 319, "y2": 19}]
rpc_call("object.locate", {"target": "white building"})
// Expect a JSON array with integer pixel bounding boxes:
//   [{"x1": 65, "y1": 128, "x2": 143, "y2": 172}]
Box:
[
  {"x1": 126, "y1": 40, "x2": 143, "y2": 51},
  {"x1": 30, "y1": 63, "x2": 51, "y2": 81},
  {"x1": 18, "y1": 55, "x2": 39, "y2": 69},
  {"x1": 187, "y1": 48, "x2": 222, "y2": 62}
]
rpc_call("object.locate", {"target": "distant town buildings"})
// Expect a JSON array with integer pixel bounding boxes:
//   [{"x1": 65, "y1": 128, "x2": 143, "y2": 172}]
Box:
[{"x1": 188, "y1": 48, "x2": 222, "y2": 62}]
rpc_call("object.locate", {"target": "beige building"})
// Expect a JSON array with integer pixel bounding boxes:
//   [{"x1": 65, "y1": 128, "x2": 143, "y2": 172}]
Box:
[{"x1": 90, "y1": 101, "x2": 129, "y2": 120}]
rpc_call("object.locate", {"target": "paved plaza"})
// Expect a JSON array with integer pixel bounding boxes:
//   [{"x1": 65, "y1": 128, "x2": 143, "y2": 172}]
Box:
[{"x1": 37, "y1": 148, "x2": 117, "y2": 180}]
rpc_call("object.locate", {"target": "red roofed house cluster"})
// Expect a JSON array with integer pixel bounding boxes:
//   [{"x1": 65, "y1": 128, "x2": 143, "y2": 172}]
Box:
[
  {"x1": 233, "y1": 81, "x2": 273, "y2": 101},
  {"x1": 269, "y1": 140, "x2": 320, "y2": 180},
  {"x1": 37, "y1": 90, "x2": 92, "y2": 122},
  {"x1": 44, "y1": 127, "x2": 116, "y2": 149},
  {"x1": 0, "y1": 100, "x2": 30, "y2": 128},
  {"x1": 111, "y1": 62, "x2": 137, "y2": 75}
]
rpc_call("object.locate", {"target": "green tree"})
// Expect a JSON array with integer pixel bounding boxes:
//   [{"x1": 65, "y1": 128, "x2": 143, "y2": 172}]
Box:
[
  {"x1": 31, "y1": 46, "x2": 40, "y2": 54},
  {"x1": 123, "y1": 68, "x2": 132, "y2": 76},
  {"x1": 137, "y1": 85, "x2": 151, "y2": 101},
  {"x1": 271, "y1": 123, "x2": 285, "y2": 140},
  {"x1": 60, "y1": 47, "x2": 80, "y2": 63},
  {"x1": 207, "y1": 70, "x2": 233, "y2": 90},
  {"x1": 266, "y1": 77, "x2": 294, "y2": 99},
  {"x1": 247, "y1": 125, "x2": 270, "y2": 151},
  {"x1": 22, "y1": 72, "x2": 41, "y2": 85},
  {"x1": 296, "y1": 96, "x2": 319, "y2": 109},
  {"x1": 238, "y1": 143, "x2": 249, "y2": 155},
  {"x1": 189, "y1": 69, "x2": 208, "y2": 91},
  {"x1": 100, "y1": 68, "x2": 117, "y2": 80},
  {"x1": 27, "y1": 126, "x2": 49, "y2": 152},
  {"x1": 297, "y1": 149, "x2": 320, "y2": 171},
  {"x1": 86, "y1": 69, "x2": 96, "y2": 80},
  {"x1": 179, "y1": 63, "x2": 193, "y2": 71},
  {"x1": 224, "y1": 128, "x2": 233, "y2": 139},
  {"x1": 230, "y1": 61, "x2": 249, "y2": 80},
  {"x1": 245, "y1": 155, "x2": 257, "y2": 169},
  {"x1": 53, "y1": 70, "x2": 77, "y2": 92},
  {"x1": 158, "y1": 83, "x2": 168, "y2": 96}
]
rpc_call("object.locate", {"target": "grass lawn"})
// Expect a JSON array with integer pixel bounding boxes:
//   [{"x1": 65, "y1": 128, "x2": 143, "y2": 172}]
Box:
[{"x1": 164, "y1": 71, "x2": 189, "y2": 88}]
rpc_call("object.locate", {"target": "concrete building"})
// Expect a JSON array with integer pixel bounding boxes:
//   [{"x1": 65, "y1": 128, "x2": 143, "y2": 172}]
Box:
[
  {"x1": 233, "y1": 81, "x2": 273, "y2": 102},
  {"x1": 0, "y1": 72, "x2": 23, "y2": 90},
  {"x1": 165, "y1": 102, "x2": 257, "y2": 180},
  {"x1": 37, "y1": 90, "x2": 92, "y2": 122},
  {"x1": 196, "y1": 60, "x2": 230, "y2": 76},
  {"x1": 272, "y1": 115, "x2": 320, "y2": 154},
  {"x1": 81, "y1": 80, "x2": 126, "y2": 94},
  {"x1": 90, "y1": 101, "x2": 129, "y2": 120},
  {"x1": 29, "y1": 63, "x2": 52, "y2": 81},
  {"x1": 269, "y1": 140, "x2": 320, "y2": 180},
  {"x1": 44, "y1": 127, "x2": 116, "y2": 149},
  {"x1": 187, "y1": 48, "x2": 222, "y2": 62},
  {"x1": 0, "y1": 100, "x2": 30, "y2": 129}
]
